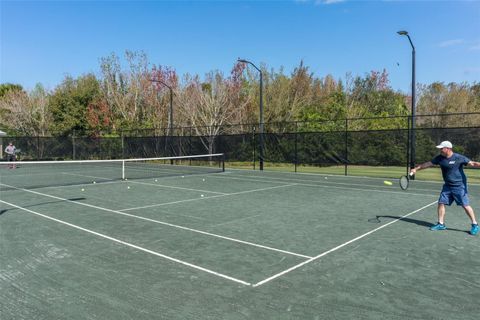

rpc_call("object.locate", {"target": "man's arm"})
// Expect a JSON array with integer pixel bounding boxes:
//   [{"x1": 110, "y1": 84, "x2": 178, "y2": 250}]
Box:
[
  {"x1": 410, "y1": 161, "x2": 434, "y2": 175},
  {"x1": 467, "y1": 160, "x2": 480, "y2": 168}
]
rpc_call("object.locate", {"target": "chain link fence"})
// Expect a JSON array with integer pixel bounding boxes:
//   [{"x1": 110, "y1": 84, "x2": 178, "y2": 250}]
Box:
[{"x1": 2, "y1": 113, "x2": 479, "y2": 177}]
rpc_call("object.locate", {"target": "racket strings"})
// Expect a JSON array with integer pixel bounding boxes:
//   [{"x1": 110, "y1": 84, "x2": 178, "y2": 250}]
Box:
[{"x1": 400, "y1": 176, "x2": 409, "y2": 190}]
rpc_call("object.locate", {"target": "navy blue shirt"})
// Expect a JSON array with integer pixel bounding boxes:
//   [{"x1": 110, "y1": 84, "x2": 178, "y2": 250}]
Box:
[{"x1": 431, "y1": 153, "x2": 470, "y2": 188}]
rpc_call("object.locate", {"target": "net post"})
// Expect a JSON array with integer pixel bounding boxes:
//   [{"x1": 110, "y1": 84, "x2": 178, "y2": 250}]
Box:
[
  {"x1": 221, "y1": 153, "x2": 225, "y2": 172},
  {"x1": 122, "y1": 160, "x2": 125, "y2": 180}
]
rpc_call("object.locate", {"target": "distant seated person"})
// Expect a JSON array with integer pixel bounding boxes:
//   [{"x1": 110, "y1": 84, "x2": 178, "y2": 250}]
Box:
[{"x1": 5, "y1": 141, "x2": 17, "y2": 169}]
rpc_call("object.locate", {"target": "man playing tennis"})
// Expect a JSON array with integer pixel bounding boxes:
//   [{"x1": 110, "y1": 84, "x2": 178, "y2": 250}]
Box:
[
  {"x1": 4, "y1": 141, "x2": 17, "y2": 169},
  {"x1": 410, "y1": 141, "x2": 480, "y2": 235}
]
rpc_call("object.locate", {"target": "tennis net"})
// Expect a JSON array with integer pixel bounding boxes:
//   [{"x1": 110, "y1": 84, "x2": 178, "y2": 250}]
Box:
[{"x1": 0, "y1": 153, "x2": 225, "y2": 191}]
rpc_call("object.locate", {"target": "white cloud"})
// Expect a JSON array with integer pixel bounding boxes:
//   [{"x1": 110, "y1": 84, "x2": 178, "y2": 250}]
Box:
[
  {"x1": 463, "y1": 67, "x2": 480, "y2": 75},
  {"x1": 469, "y1": 42, "x2": 480, "y2": 51},
  {"x1": 438, "y1": 39, "x2": 465, "y2": 48},
  {"x1": 438, "y1": 39, "x2": 480, "y2": 51}
]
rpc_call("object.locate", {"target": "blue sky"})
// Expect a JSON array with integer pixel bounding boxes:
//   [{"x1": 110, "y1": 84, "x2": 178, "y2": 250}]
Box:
[{"x1": 1, "y1": 0, "x2": 479, "y2": 93}]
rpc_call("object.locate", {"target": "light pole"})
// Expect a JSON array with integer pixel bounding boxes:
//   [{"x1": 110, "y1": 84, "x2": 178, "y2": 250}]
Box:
[
  {"x1": 238, "y1": 58, "x2": 264, "y2": 170},
  {"x1": 397, "y1": 30, "x2": 416, "y2": 179},
  {"x1": 150, "y1": 79, "x2": 174, "y2": 159},
  {"x1": 150, "y1": 79, "x2": 174, "y2": 135}
]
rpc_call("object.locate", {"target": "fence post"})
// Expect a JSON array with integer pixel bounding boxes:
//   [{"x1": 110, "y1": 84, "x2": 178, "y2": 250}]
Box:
[
  {"x1": 72, "y1": 129, "x2": 76, "y2": 160},
  {"x1": 189, "y1": 127, "x2": 193, "y2": 166},
  {"x1": 294, "y1": 121, "x2": 298, "y2": 173},
  {"x1": 252, "y1": 125, "x2": 256, "y2": 170},
  {"x1": 344, "y1": 118, "x2": 348, "y2": 176},
  {"x1": 37, "y1": 135, "x2": 41, "y2": 160},
  {"x1": 121, "y1": 130, "x2": 125, "y2": 159}
]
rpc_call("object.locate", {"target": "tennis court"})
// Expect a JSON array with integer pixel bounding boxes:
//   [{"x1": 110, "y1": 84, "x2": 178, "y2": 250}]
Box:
[{"x1": 1, "y1": 155, "x2": 479, "y2": 320}]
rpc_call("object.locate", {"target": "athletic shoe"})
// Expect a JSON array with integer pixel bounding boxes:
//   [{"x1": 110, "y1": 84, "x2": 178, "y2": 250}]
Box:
[
  {"x1": 430, "y1": 223, "x2": 447, "y2": 231},
  {"x1": 470, "y1": 224, "x2": 479, "y2": 236}
]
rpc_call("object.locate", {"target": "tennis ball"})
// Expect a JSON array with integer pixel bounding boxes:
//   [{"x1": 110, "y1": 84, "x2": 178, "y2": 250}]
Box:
[
  {"x1": 383, "y1": 181, "x2": 393, "y2": 186},
  {"x1": 324, "y1": 177, "x2": 328, "y2": 180},
  {"x1": 127, "y1": 186, "x2": 131, "y2": 189},
  {"x1": 201, "y1": 194, "x2": 204, "y2": 197},
  {"x1": 154, "y1": 179, "x2": 158, "y2": 182},
  {"x1": 202, "y1": 179, "x2": 205, "y2": 181},
  {"x1": 93, "y1": 181, "x2": 96, "y2": 184},
  {"x1": 81, "y1": 188, "x2": 85, "y2": 191},
  {"x1": 182, "y1": 176, "x2": 185, "y2": 178}
]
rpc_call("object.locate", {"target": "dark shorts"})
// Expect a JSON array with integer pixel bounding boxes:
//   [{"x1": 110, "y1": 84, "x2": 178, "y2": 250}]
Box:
[
  {"x1": 6, "y1": 154, "x2": 15, "y2": 162},
  {"x1": 438, "y1": 185, "x2": 469, "y2": 206}
]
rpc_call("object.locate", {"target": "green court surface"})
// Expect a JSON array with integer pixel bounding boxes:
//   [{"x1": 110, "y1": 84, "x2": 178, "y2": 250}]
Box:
[{"x1": 1, "y1": 167, "x2": 480, "y2": 319}]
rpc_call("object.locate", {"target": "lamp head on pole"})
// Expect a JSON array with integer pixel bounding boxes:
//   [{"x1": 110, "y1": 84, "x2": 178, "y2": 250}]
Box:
[
  {"x1": 397, "y1": 30, "x2": 408, "y2": 36},
  {"x1": 237, "y1": 58, "x2": 261, "y2": 74},
  {"x1": 149, "y1": 78, "x2": 173, "y2": 90}
]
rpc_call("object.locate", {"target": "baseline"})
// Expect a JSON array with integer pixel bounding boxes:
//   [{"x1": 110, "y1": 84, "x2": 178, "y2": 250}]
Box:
[
  {"x1": 252, "y1": 200, "x2": 438, "y2": 287},
  {"x1": 208, "y1": 173, "x2": 439, "y2": 197},
  {"x1": 1, "y1": 183, "x2": 310, "y2": 259},
  {"x1": 0, "y1": 199, "x2": 251, "y2": 286}
]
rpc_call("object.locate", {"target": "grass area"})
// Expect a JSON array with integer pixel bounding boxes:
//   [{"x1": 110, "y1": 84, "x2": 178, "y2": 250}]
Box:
[{"x1": 225, "y1": 161, "x2": 480, "y2": 184}]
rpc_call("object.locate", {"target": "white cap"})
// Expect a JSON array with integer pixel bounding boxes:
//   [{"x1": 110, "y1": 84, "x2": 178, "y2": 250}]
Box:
[{"x1": 436, "y1": 141, "x2": 453, "y2": 149}]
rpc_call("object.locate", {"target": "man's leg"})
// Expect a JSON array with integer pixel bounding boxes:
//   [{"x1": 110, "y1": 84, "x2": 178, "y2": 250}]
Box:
[
  {"x1": 430, "y1": 203, "x2": 447, "y2": 230},
  {"x1": 463, "y1": 205, "x2": 477, "y2": 224},
  {"x1": 437, "y1": 203, "x2": 446, "y2": 224},
  {"x1": 463, "y1": 206, "x2": 479, "y2": 235}
]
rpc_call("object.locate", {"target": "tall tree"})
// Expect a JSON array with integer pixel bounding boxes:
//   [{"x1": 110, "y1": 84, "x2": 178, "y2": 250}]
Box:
[
  {"x1": 99, "y1": 50, "x2": 167, "y2": 130},
  {"x1": 49, "y1": 74, "x2": 100, "y2": 135},
  {"x1": 0, "y1": 83, "x2": 23, "y2": 98},
  {"x1": 0, "y1": 84, "x2": 51, "y2": 135},
  {"x1": 417, "y1": 82, "x2": 480, "y2": 127},
  {"x1": 177, "y1": 63, "x2": 247, "y2": 153},
  {"x1": 345, "y1": 70, "x2": 409, "y2": 130}
]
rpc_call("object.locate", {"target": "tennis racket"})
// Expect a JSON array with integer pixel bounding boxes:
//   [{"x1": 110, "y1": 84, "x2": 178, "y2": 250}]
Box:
[{"x1": 399, "y1": 172, "x2": 414, "y2": 190}]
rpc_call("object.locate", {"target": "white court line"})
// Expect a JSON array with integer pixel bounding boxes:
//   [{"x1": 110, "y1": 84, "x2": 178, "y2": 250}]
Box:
[
  {"x1": 252, "y1": 200, "x2": 438, "y2": 287},
  {"x1": 119, "y1": 194, "x2": 226, "y2": 211},
  {"x1": 227, "y1": 167, "x2": 480, "y2": 187},
  {"x1": 127, "y1": 180, "x2": 228, "y2": 195},
  {"x1": 63, "y1": 172, "x2": 227, "y2": 195},
  {"x1": 209, "y1": 173, "x2": 438, "y2": 197},
  {"x1": 120, "y1": 183, "x2": 299, "y2": 211},
  {"x1": 62, "y1": 172, "x2": 113, "y2": 181},
  {"x1": 0, "y1": 199, "x2": 250, "y2": 286},
  {"x1": 1, "y1": 183, "x2": 311, "y2": 259},
  {"x1": 41, "y1": 180, "x2": 121, "y2": 191}
]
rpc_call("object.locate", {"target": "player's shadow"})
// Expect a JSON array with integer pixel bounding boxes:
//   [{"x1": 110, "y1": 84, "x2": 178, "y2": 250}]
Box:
[{"x1": 370, "y1": 215, "x2": 469, "y2": 234}]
